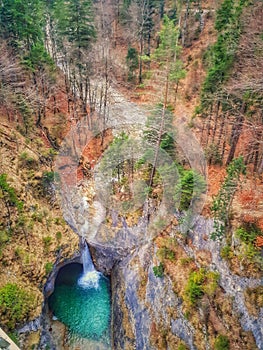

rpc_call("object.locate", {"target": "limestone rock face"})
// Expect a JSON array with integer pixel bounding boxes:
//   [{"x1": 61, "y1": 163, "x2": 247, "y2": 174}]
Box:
[
  {"x1": 49, "y1": 160, "x2": 263, "y2": 349},
  {"x1": 89, "y1": 238, "x2": 196, "y2": 349},
  {"x1": 89, "y1": 215, "x2": 262, "y2": 350}
]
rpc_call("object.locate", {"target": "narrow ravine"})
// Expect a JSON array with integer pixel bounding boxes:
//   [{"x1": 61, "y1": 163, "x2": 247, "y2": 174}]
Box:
[{"x1": 51, "y1": 86, "x2": 262, "y2": 350}]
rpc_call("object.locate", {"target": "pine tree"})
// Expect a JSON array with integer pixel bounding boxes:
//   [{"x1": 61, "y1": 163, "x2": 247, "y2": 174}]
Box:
[
  {"x1": 126, "y1": 47, "x2": 139, "y2": 81},
  {"x1": 211, "y1": 157, "x2": 246, "y2": 241},
  {"x1": 148, "y1": 15, "x2": 185, "y2": 187},
  {"x1": 49, "y1": 0, "x2": 96, "y2": 117},
  {"x1": 65, "y1": 0, "x2": 96, "y2": 51},
  {"x1": 0, "y1": 0, "x2": 44, "y2": 50}
]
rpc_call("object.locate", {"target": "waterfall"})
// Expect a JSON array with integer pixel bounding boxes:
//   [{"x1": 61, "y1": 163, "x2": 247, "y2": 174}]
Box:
[
  {"x1": 78, "y1": 241, "x2": 101, "y2": 289},
  {"x1": 82, "y1": 242, "x2": 95, "y2": 274}
]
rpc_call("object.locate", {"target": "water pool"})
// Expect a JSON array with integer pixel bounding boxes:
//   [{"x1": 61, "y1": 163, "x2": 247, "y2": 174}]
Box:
[{"x1": 49, "y1": 263, "x2": 111, "y2": 347}]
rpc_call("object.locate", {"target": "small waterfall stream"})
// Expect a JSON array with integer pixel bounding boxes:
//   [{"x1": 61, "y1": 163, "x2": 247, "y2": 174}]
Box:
[{"x1": 78, "y1": 241, "x2": 101, "y2": 289}]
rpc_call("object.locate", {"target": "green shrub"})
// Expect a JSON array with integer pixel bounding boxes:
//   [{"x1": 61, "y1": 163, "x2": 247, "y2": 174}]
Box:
[
  {"x1": 55, "y1": 231, "x2": 62, "y2": 241},
  {"x1": 134, "y1": 157, "x2": 146, "y2": 170},
  {"x1": 184, "y1": 270, "x2": 204, "y2": 305},
  {"x1": 31, "y1": 211, "x2": 44, "y2": 223},
  {"x1": 53, "y1": 217, "x2": 63, "y2": 225},
  {"x1": 43, "y1": 236, "x2": 52, "y2": 251},
  {"x1": 0, "y1": 173, "x2": 24, "y2": 212},
  {"x1": 178, "y1": 343, "x2": 188, "y2": 350},
  {"x1": 180, "y1": 257, "x2": 194, "y2": 266},
  {"x1": 16, "y1": 214, "x2": 26, "y2": 227},
  {"x1": 0, "y1": 283, "x2": 35, "y2": 329},
  {"x1": 215, "y1": 0, "x2": 233, "y2": 31},
  {"x1": 15, "y1": 95, "x2": 33, "y2": 135},
  {"x1": 165, "y1": 249, "x2": 175, "y2": 261},
  {"x1": 14, "y1": 247, "x2": 25, "y2": 259},
  {"x1": 236, "y1": 223, "x2": 262, "y2": 244},
  {"x1": 157, "y1": 247, "x2": 175, "y2": 261},
  {"x1": 203, "y1": 271, "x2": 220, "y2": 296},
  {"x1": 7, "y1": 331, "x2": 19, "y2": 345},
  {"x1": 220, "y1": 245, "x2": 233, "y2": 259},
  {"x1": 236, "y1": 224, "x2": 263, "y2": 262},
  {"x1": 42, "y1": 171, "x2": 56, "y2": 189},
  {"x1": 184, "y1": 268, "x2": 220, "y2": 305},
  {"x1": 183, "y1": 310, "x2": 190, "y2": 320},
  {"x1": 214, "y1": 334, "x2": 230, "y2": 350},
  {"x1": 41, "y1": 148, "x2": 58, "y2": 162},
  {"x1": 0, "y1": 230, "x2": 10, "y2": 244},
  {"x1": 153, "y1": 263, "x2": 164, "y2": 278},
  {"x1": 45, "y1": 262, "x2": 53, "y2": 275},
  {"x1": 19, "y1": 152, "x2": 37, "y2": 168},
  {"x1": 242, "y1": 243, "x2": 258, "y2": 260}
]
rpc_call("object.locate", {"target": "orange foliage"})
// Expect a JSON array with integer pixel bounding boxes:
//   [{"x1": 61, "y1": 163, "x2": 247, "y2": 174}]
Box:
[
  {"x1": 258, "y1": 218, "x2": 263, "y2": 231},
  {"x1": 239, "y1": 190, "x2": 260, "y2": 209},
  {"x1": 241, "y1": 214, "x2": 257, "y2": 224},
  {"x1": 255, "y1": 236, "x2": 263, "y2": 248},
  {"x1": 207, "y1": 165, "x2": 226, "y2": 197}
]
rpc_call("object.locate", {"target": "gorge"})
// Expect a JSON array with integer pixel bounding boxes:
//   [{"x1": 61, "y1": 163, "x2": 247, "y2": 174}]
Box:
[{"x1": 0, "y1": 1, "x2": 262, "y2": 350}]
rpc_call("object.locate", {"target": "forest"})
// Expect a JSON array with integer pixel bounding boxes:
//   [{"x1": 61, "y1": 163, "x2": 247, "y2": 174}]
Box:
[{"x1": 0, "y1": 0, "x2": 262, "y2": 349}]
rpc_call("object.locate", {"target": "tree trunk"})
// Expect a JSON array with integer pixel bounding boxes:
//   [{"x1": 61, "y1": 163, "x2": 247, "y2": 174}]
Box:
[
  {"x1": 226, "y1": 103, "x2": 246, "y2": 165},
  {"x1": 149, "y1": 72, "x2": 169, "y2": 188},
  {"x1": 211, "y1": 101, "x2": 220, "y2": 144},
  {"x1": 181, "y1": 0, "x2": 190, "y2": 47},
  {"x1": 205, "y1": 104, "x2": 213, "y2": 147},
  {"x1": 138, "y1": 33, "x2": 143, "y2": 84}
]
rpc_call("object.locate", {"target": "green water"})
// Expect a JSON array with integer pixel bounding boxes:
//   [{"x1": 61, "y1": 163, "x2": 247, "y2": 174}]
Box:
[{"x1": 49, "y1": 264, "x2": 111, "y2": 345}]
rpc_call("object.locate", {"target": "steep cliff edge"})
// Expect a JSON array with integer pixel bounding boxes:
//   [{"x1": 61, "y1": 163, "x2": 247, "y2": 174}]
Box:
[
  {"x1": 88, "y1": 213, "x2": 262, "y2": 350},
  {"x1": 0, "y1": 110, "x2": 79, "y2": 348},
  {"x1": 0, "y1": 0, "x2": 262, "y2": 349}
]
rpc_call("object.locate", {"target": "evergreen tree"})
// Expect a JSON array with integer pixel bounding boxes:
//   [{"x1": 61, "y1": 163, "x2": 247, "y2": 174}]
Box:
[
  {"x1": 0, "y1": 0, "x2": 44, "y2": 50},
  {"x1": 148, "y1": 15, "x2": 185, "y2": 187},
  {"x1": 211, "y1": 157, "x2": 246, "y2": 241},
  {"x1": 64, "y1": 0, "x2": 96, "y2": 51},
  {"x1": 126, "y1": 47, "x2": 139, "y2": 81},
  {"x1": 47, "y1": 0, "x2": 96, "y2": 117}
]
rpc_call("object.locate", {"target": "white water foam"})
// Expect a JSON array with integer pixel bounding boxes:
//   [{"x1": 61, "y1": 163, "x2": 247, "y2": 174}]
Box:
[{"x1": 78, "y1": 241, "x2": 101, "y2": 289}]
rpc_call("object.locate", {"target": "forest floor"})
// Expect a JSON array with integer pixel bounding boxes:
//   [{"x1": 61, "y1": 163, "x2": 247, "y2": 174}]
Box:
[{"x1": 107, "y1": 8, "x2": 263, "y2": 232}]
